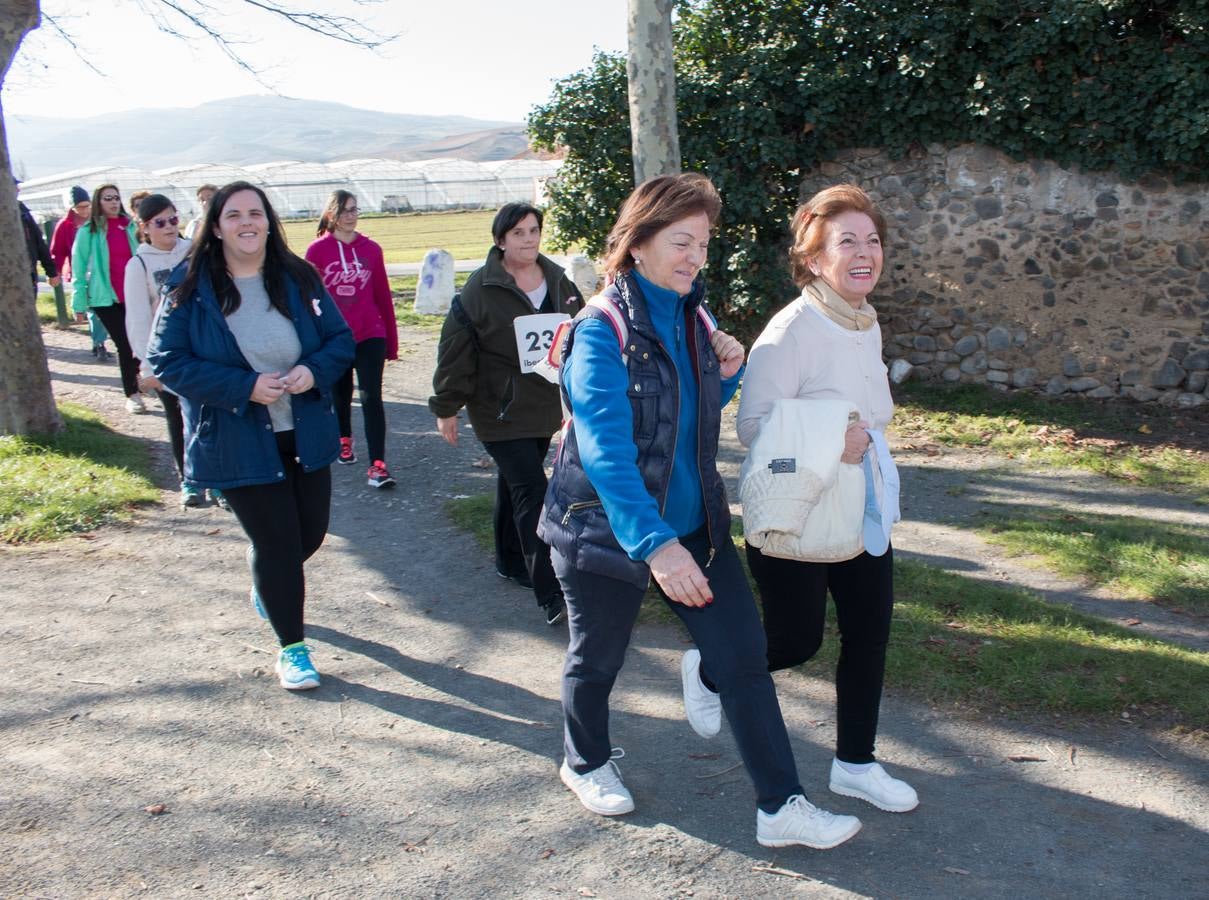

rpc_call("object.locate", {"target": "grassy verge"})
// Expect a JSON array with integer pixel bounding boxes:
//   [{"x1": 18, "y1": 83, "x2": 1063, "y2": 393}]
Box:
[
  {"x1": 977, "y1": 505, "x2": 1209, "y2": 613},
  {"x1": 446, "y1": 494, "x2": 1208, "y2": 727},
  {"x1": 389, "y1": 273, "x2": 470, "y2": 328},
  {"x1": 281, "y1": 209, "x2": 571, "y2": 264},
  {"x1": 0, "y1": 403, "x2": 160, "y2": 542},
  {"x1": 893, "y1": 382, "x2": 1209, "y2": 502}
]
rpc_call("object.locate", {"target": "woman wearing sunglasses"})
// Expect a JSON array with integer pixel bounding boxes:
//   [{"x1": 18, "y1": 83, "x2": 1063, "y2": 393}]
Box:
[
  {"x1": 123, "y1": 194, "x2": 196, "y2": 507},
  {"x1": 71, "y1": 183, "x2": 145, "y2": 413}
]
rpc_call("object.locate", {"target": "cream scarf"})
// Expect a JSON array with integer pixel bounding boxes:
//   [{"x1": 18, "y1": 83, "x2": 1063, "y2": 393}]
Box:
[{"x1": 803, "y1": 280, "x2": 878, "y2": 332}]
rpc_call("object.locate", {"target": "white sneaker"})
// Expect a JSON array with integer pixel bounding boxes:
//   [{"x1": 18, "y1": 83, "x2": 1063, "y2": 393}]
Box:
[
  {"x1": 829, "y1": 759, "x2": 919, "y2": 812},
  {"x1": 559, "y1": 755, "x2": 634, "y2": 816},
  {"x1": 757, "y1": 794, "x2": 862, "y2": 850},
  {"x1": 680, "y1": 649, "x2": 721, "y2": 738},
  {"x1": 125, "y1": 394, "x2": 147, "y2": 414}
]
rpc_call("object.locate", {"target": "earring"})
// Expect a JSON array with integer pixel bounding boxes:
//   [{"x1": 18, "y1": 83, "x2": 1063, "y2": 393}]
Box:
[{"x1": 633, "y1": 256, "x2": 642, "y2": 267}]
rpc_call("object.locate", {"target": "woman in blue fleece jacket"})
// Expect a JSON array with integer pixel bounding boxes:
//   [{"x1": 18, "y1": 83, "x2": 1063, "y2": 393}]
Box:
[{"x1": 538, "y1": 174, "x2": 863, "y2": 851}]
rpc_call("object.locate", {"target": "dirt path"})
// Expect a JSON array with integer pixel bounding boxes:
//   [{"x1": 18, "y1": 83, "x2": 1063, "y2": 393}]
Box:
[{"x1": 1, "y1": 325, "x2": 1205, "y2": 898}]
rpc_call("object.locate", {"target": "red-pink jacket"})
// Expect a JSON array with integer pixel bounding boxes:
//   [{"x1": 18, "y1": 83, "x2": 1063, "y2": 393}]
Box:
[{"x1": 305, "y1": 232, "x2": 398, "y2": 359}]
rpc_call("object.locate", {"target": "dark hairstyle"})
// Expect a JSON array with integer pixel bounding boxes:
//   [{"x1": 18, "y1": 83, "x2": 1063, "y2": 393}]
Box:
[
  {"x1": 196, "y1": 183, "x2": 218, "y2": 198},
  {"x1": 87, "y1": 183, "x2": 130, "y2": 233},
  {"x1": 171, "y1": 181, "x2": 321, "y2": 318},
  {"x1": 788, "y1": 184, "x2": 887, "y2": 289},
  {"x1": 491, "y1": 203, "x2": 543, "y2": 246},
  {"x1": 317, "y1": 189, "x2": 357, "y2": 237},
  {"x1": 137, "y1": 194, "x2": 175, "y2": 223},
  {"x1": 602, "y1": 173, "x2": 722, "y2": 276}
]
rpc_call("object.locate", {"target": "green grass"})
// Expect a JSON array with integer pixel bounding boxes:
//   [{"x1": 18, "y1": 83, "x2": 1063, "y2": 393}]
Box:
[
  {"x1": 388, "y1": 273, "x2": 470, "y2": 328},
  {"x1": 894, "y1": 382, "x2": 1209, "y2": 502},
  {"x1": 446, "y1": 494, "x2": 1209, "y2": 726},
  {"x1": 36, "y1": 291, "x2": 63, "y2": 324},
  {"x1": 977, "y1": 506, "x2": 1209, "y2": 613},
  {"x1": 0, "y1": 403, "x2": 160, "y2": 542},
  {"x1": 281, "y1": 209, "x2": 571, "y2": 264}
]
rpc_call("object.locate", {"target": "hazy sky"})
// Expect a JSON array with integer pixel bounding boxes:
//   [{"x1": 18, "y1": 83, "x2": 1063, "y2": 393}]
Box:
[{"x1": 4, "y1": 0, "x2": 628, "y2": 123}]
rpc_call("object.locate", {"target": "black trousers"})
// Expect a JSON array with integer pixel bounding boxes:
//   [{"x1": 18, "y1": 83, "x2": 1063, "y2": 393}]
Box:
[
  {"x1": 91, "y1": 302, "x2": 140, "y2": 397},
  {"x1": 159, "y1": 390, "x2": 186, "y2": 481},
  {"x1": 746, "y1": 543, "x2": 895, "y2": 764},
  {"x1": 481, "y1": 436, "x2": 560, "y2": 607},
  {"x1": 334, "y1": 337, "x2": 387, "y2": 463},
  {"x1": 221, "y1": 431, "x2": 332, "y2": 647},
  {"x1": 555, "y1": 531, "x2": 805, "y2": 813}
]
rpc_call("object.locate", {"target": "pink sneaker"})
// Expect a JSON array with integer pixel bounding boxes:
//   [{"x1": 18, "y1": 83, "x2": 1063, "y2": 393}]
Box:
[{"x1": 367, "y1": 460, "x2": 395, "y2": 489}]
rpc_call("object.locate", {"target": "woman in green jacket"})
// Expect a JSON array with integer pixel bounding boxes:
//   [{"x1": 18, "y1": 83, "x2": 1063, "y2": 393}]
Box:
[{"x1": 71, "y1": 183, "x2": 145, "y2": 413}]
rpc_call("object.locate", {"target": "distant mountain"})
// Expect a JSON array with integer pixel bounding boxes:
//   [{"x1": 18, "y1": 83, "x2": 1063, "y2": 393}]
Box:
[{"x1": 6, "y1": 95, "x2": 528, "y2": 178}]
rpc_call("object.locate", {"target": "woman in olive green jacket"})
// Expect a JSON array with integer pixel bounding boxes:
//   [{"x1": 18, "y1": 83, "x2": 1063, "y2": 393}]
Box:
[
  {"x1": 71, "y1": 183, "x2": 144, "y2": 413},
  {"x1": 429, "y1": 203, "x2": 583, "y2": 626}
]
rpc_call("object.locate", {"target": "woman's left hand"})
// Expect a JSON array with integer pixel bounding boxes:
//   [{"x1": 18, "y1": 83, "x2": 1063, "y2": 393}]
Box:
[
  {"x1": 281, "y1": 365, "x2": 315, "y2": 394},
  {"x1": 710, "y1": 330, "x2": 745, "y2": 379}
]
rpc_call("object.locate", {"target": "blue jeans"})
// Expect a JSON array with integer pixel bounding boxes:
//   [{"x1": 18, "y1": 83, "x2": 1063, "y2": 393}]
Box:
[{"x1": 554, "y1": 529, "x2": 805, "y2": 813}]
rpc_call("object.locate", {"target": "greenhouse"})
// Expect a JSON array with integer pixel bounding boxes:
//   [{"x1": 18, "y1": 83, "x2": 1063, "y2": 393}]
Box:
[{"x1": 17, "y1": 158, "x2": 563, "y2": 221}]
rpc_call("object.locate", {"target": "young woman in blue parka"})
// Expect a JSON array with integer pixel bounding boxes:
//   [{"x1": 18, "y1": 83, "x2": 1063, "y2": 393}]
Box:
[
  {"x1": 538, "y1": 174, "x2": 862, "y2": 850},
  {"x1": 148, "y1": 181, "x2": 354, "y2": 692}
]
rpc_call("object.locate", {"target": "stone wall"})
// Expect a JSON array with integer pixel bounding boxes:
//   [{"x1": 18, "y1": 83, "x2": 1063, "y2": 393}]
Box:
[{"x1": 801, "y1": 144, "x2": 1209, "y2": 407}]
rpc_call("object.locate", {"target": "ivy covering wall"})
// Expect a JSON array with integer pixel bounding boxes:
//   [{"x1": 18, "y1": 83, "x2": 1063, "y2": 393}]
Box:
[{"x1": 529, "y1": 0, "x2": 1209, "y2": 338}]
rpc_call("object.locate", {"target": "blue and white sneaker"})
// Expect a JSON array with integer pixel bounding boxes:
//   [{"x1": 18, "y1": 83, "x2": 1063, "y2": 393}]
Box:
[{"x1": 275, "y1": 643, "x2": 320, "y2": 691}]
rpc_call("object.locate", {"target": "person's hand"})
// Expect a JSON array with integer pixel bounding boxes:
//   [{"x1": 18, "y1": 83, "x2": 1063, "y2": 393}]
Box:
[
  {"x1": 710, "y1": 329, "x2": 745, "y2": 379},
  {"x1": 74, "y1": 312, "x2": 86, "y2": 324},
  {"x1": 250, "y1": 373, "x2": 286, "y2": 405},
  {"x1": 437, "y1": 415, "x2": 459, "y2": 447},
  {"x1": 281, "y1": 365, "x2": 314, "y2": 394},
  {"x1": 48, "y1": 275, "x2": 61, "y2": 288},
  {"x1": 841, "y1": 420, "x2": 871, "y2": 464},
  {"x1": 649, "y1": 541, "x2": 712, "y2": 608},
  {"x1": 138, "y1": 374, "x2": 162, "y2": 392}
]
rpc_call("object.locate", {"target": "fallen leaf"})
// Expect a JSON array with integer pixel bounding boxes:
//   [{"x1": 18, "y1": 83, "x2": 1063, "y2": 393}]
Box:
[
  {"x1": 472, "y1": 457, "x2": 493, "y2": 469},
  {"x1": 539, "y1": 848, "x2": 555, "y2": 860},
  {"x1": 578, "y1": 889, "x2": 597, "y2": 897},
  {"x1": 925, "y1": 636, "x2": 948, "y2": 646},
  {"x1": 205, "y1": 528, "x2": 221, "y2": 536},
  {"x1": 1007, "y1": 755, "x2": 1045, "y2": 763},
  {"x1": 1138, "y1": 424, "x2": 1152, "y2": 434},
  {"x1": 944, "y1": 867, "x2": 971, "y2": 876},
  {"x1": 144, "y1": 803, "x2": 167, "y2": 816},
  {"x1": 1123, "y1": 618, "x2": 1142, "y2": 627}
]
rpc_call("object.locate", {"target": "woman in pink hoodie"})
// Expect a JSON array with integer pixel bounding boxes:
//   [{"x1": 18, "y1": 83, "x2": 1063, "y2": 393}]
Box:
[{"x1": 305, "y1": 191, "x2": 399, "y2": 488}]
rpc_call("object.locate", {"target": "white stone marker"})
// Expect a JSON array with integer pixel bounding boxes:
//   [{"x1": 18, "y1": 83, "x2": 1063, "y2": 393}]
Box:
[
  {"x1": 415, "y1": 249, "x2": 455, "y2": 314},
  {"x1": 566, "y1": 254, "x2": 601, "y2": 299}
]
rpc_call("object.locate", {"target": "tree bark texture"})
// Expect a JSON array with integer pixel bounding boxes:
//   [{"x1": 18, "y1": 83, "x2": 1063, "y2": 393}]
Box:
[
  {"x1": 0, "y1": 0, "x2": 62, "y2": 435},
  {"x1": 627, "y1": 0, "x2": 680, "y2": 184}
]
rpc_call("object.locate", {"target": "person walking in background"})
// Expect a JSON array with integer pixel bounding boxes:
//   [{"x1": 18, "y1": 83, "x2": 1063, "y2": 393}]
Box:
[
  {"x1": 305, "y1": 190, "x2": 399, "y2": 489},
  {"x1": 183, "y1": 184, "x2": 216, "y2": 240},
  {"x1": 51, "y1": 185, "x2": 110, "y2": 360},
  {"x1": 70, "y1": 183, "x2": 145, "y2": 413},
  {"x1": 127, "y1": 190, "x2": 152, "y2": 243},
  {"x1": 18, "y1": 193, "x2": 59, "y2": 297},
  {"x1": 539, "y1": 173, "x2": 862, "y2": 850},
  {"x1": 122, "y1": 194, "x2": 195, "y2": 507},
  {"x1": 430, "y1": 203, "x2": 582, "y2": 627},
  {"x1": 735, "y1": 184, "x2": 918, "y2": 817},
  {"x1": 148, "y1": 181, "x2": 354, "y2": 692}
]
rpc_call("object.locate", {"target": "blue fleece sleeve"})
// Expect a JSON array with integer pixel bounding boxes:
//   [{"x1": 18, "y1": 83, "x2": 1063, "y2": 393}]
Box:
[
  {"x1": 564, "y1": 318, "x2": 678, "y2": 561},
  {"x1": 698, "y1": 305, "x2": 742, "y2": 406}
]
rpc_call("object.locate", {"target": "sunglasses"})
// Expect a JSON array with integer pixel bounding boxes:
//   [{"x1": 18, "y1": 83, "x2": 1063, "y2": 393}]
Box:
[
  {"x1": 151, "y1": 215, "x2": 180, "y2": 229},
  {"x1": 100, "y1": 195, "x2": 121, "y2": 202}
]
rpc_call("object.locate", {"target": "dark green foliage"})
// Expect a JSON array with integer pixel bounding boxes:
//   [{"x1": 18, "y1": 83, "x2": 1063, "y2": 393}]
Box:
[{"x1": 529, "y1": 0, "x2": 1209, "y2": 339}]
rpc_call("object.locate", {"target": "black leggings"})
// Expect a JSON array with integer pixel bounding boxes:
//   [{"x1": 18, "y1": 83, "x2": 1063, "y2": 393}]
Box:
[
  {"x1": 159, "y1": 390, "x2": 186, "y2": 481},
  {"x1": 334, "y1": 337, "x2": 387, "y2": 462},
  {"x1": 745, "y1": 543, "x2": 895, "y2": 764},
  {"x1": 221, "y1": 431, "x2": 332, "y2": 647},
  {"x1": 91, "y1": 303, "x2": 140, "y2": 397},
  {"x1": 482, "y1": 436, "x2": 560, "y2": 607}
]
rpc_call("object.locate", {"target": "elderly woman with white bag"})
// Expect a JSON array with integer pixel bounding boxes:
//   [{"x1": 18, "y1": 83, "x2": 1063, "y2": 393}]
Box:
[{"x1": 730, "y1": 184, "x2": 917, "y2": 815}]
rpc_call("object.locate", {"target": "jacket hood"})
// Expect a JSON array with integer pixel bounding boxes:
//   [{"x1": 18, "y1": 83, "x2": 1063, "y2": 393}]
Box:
[{"x1": 137, "y1": 237, "x2": 191, "y2": 260}]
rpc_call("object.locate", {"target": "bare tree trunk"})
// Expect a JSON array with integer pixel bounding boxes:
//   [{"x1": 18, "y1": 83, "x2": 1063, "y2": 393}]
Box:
[
  {"x1": 0, "y1": 1, "x2": 61, "y2": 435},
  {"x1": 627, "y1": 0, "x2": 680, "y2": 184}
]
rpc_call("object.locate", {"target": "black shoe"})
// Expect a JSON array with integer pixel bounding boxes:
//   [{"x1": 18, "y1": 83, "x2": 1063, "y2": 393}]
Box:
[
  {"x1": 495, "y1": 567, "x2": 533, "y2": 590},
  {"x1": 543, "y1": 599, "x2": 567, "y2": 627}
]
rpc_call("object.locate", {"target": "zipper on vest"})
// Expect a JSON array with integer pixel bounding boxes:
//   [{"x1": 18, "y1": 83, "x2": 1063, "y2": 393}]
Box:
[
  {"x1": 562, "y1": 499, "x2": 602, "y2": 525},
  {"x1": 688, "y1": 306, "x2": 717, "y2": 568}
]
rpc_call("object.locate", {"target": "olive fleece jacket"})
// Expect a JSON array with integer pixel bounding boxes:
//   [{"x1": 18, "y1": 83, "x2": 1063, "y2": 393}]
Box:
[{"x1": 429, "y1": 247, "x2": 582, "y2": 442}]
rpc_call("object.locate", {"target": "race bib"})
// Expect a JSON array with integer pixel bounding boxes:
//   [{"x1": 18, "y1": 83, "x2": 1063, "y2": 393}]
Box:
[{"x1": 513, "y1": 313, "x2": 570, "y2": 375}]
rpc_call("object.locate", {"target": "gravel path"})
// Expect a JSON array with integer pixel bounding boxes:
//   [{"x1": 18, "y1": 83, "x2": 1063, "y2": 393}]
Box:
[{"x1": 1, "y1": 324, "x2": 1205, "y2": 899}]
